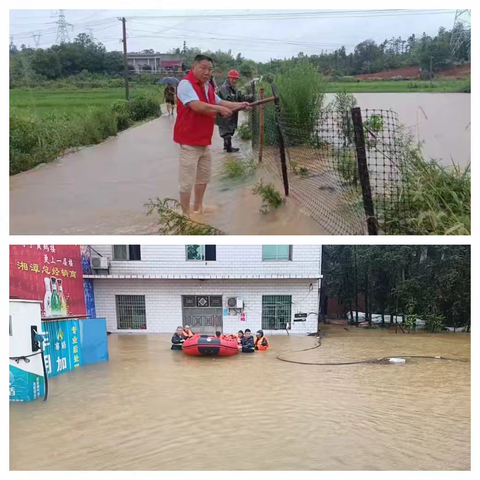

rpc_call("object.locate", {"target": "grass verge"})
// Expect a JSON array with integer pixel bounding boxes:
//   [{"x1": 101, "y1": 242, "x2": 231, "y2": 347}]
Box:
[
  {"x1": 325, "y1": 78, "x2": 469, "y2": 93},
  {"x1": 10, "y1": 94, "x2": 161, "y2": 175}
]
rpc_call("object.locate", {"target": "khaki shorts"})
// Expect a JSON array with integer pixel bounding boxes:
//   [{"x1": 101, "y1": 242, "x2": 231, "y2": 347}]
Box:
[{"x1": 178, "y1": 144, "x2": 212, "y2": 193}]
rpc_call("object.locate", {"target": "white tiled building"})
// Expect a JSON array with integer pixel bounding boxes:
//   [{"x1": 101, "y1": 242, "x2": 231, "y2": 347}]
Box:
[{"x1": 85, "y1": 245, "x2": 322, "y2": 336}]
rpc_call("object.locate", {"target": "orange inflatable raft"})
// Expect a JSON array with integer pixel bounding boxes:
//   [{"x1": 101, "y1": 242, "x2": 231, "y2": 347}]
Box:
[{"x1": 182, "y1": 334, "x2": 239, "y2": 356}]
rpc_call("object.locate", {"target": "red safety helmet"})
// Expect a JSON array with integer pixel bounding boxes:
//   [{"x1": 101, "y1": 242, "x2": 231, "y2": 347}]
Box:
[{"x1": 227, "y1": 69, "x2": 240, "y2": 79}]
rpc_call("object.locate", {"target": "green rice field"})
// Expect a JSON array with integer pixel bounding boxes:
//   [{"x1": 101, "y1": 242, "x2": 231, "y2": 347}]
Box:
[
  {"x1": 9, "y1": 86, "x2": 163, "y2": 117},
  {"x1": 325, "y1": 78, "x2": 469, "y2": 93}
]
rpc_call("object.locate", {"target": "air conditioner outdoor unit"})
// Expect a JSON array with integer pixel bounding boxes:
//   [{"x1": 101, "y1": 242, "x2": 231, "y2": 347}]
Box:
[
  {"x1": 227, "y1": 297, "x2": 244, "y2": 309},
  {"x1": 91, "y1": 257, "x2": 109, "y2": 270}
]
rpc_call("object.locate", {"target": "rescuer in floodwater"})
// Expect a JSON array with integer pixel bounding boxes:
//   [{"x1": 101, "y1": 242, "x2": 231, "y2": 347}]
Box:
[
  {"x1": 241, "y1": 329, "x2": 255, "y2": 353},
  {"x1": 254, "y1": 330, "x2": 269, "y2": 350},
  {"x1": 171, "y1": 326, "x2": 186, "y2": 350}
]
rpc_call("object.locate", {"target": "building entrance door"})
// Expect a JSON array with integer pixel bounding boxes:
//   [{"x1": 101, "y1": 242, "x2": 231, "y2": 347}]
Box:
[{"x1": 182, "y1": 295, "x2": 223, "y2": 335}]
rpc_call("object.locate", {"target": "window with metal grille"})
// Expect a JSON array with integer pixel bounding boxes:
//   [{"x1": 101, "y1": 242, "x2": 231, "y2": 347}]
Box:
[
  {"x1": 262, "y1": 295, "x2": 292, "y2": 330},
  {"x1": 186, "y1": 245, "x2": 216, "y2": 261},
  {"x1": 113, "y1": 245, "x2": 141, "y2": 261},
  {"x1": 262, "y1": 245, "x2": 292, "y2": 261},
  {"x1": 116, "y1": 295, "x2": 146, "y2": 330}
]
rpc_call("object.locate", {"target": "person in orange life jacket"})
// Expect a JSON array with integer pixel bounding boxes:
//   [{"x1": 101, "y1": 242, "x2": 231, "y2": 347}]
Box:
[
  {"x1": 183, "y1": 325, "x2": 194, "y2": 338},
  {"x1": 241, "y1": 329, "x2": 255, "y2": 353},
  {"x1": 255, "y1": 330, "x2": 269, "y2": 350},
  {"x1": 171, "y1": 326, "x2": 186, "y2": 350},
  {"x1": 174, "y1": 54, "x2": 251, "y2": 215}
]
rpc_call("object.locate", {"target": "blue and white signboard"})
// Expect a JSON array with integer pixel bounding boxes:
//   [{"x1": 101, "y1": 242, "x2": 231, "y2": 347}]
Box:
[{"x1": 42, "y1": 320, "x2": 82, "y2": 377}]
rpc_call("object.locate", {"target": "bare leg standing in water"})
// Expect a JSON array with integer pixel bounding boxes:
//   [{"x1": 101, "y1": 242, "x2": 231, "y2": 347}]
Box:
[{"x1": 174, "y1": 55, "x2": 250, "y2": 216}]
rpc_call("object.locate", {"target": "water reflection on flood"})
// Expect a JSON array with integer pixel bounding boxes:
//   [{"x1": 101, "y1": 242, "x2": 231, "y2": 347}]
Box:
[{"x1": 10, "y1": 327, "x2": 470, "y2": 471}]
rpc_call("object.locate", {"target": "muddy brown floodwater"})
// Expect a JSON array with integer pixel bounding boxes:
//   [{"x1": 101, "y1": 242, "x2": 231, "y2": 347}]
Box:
[{"x1": 10, "y1": 327, "x2": 470, "y2": 471}]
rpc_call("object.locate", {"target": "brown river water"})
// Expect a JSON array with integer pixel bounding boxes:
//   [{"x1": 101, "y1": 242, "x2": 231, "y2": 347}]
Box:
[{"x1": 10, "y1": 327, "x2": 470, "y2": 471}]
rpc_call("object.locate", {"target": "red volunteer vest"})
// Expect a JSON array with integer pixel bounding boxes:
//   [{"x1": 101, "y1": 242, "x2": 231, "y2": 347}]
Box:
[{"x1": 174, "y1": 71, "x2": 216, "y2": 146}]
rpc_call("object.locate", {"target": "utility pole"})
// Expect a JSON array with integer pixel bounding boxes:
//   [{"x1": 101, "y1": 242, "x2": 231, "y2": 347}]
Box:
[
  {"x1": 119, "y1": 17, "x2": 130, "y2": 101},
  {"x1": 354, "y1": 245, "x2": 359, "y2": 327}
]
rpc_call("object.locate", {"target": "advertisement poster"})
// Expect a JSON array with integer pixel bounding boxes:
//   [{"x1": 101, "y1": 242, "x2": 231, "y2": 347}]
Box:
[
  {"x1": 10, "y1": 245, "x2": 87, "y2": 318},
  {"x1": 9, "y1": 366, "x2": 45, "y2": 402},
  {"x1": 42, "y1": 320, "x2": 82, "y2": 377},
  {"x1": 80, "y1": 245, "x2": 97, "y2": 318}
]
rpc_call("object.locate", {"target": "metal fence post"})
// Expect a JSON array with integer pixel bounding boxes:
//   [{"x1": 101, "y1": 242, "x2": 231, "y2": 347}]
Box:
[
  {"x1": 351, "y1": 107, "x2": 378, "y2": 235},
  {"x1": 259, "y1": 87, "x2": 265, "y2": 162},
  {"x1": 251, "y1": 80, "x2": 257, "y2": 150},
  {"x1": 271, "y1": 84, "x2": 289, "y2": 197}
]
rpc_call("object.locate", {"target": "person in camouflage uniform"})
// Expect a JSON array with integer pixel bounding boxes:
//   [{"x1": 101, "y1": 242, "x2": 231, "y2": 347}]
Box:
[{"x1": 215, "y1": 69, "x2": 253, "y2": 153}]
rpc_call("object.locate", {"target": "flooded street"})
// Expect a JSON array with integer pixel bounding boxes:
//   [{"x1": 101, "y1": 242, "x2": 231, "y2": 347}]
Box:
[
  {"x1": 10, "y1": 94, "x2": 469, "y2": 235},
  {"x1": 325, "y1": 93, "x2": 471, "y2": 167},
  {"x1": 10, "y1": 327, "x2": 470, "y2": 471},
  {"x1": 10, "y1": 108, "x2": 323, "y2": 235}
]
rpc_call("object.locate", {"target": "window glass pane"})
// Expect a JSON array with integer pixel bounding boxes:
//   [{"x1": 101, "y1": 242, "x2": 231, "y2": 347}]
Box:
[
  {"x1": 116, "y1": 295, "x2": 146, "y2": 329},
  {"x1": 262, "y1": 295, "x2": 292, "y2": 330},
  {"x1": 205, "y1": 245, "x2": 216, "y2": 261},
  {"x1": 113, "y1": 245, "x2": 128, "y2": 260},
  {"x1": 277, "y1": 245, "x2": 290, "y2": 260},
  {"x1": 187, "y1": 245, "x2": 204, "y2": 260},
  {"x1": 129, "y1": 245, "x2": 141, "y2": 261},
  {"x1": 262, "y1": 245, "x2": 277, "y2": 260}
]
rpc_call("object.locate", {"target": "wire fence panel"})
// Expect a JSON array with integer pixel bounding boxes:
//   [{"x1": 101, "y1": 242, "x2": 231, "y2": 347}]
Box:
[{"x1": 248, "y1": 83, "x2": 412, "y2": 235}]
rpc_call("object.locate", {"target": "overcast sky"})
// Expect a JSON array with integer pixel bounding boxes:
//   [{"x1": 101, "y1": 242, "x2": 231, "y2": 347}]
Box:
[{"x1": 10, "y1": 9, "x2": 458, "y2": 62}]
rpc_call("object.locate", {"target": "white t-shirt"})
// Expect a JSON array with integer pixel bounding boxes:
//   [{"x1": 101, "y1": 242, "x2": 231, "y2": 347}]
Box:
[{"x1": 177, "y1": 79, "x2": 222, "y2": 106}]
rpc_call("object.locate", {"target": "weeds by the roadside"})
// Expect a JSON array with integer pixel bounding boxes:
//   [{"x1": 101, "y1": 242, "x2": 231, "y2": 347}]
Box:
[
  {"x1": 10, "y1": 94, "x2": 162, "y2": 175},
  {"x1": 145, "y1": 198, "x2": 225, "y2": 235},
  {"x1": 379, "y1": 145, "x2": 470, "y2": 235},
  {"x1": 220, "y1": 157, "x2": 258, "y2": 181},
  {"x1": 458, "y1": 77, "x2": 471, "y2": 93},
  {"x1": 290, "y1": 161, "x2": 310, "y2": 178},
  {"x1": 252, "y1": 180, "x2": 283, "y2": 214},
  {"x1": 337, "y1": 149, "x2": 359, "y2": 185},
  {"x1": 238, "y1": 122, "x2": 253, "y2": 141}
]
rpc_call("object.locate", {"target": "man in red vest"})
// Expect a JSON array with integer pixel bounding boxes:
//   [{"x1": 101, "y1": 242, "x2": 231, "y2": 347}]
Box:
[{"x1": 174, "y1": 55, "x2": 251, "y2": 215}]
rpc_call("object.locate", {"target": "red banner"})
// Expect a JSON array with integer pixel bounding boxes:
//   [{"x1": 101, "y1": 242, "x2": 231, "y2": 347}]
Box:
[{"x1": 10, "y1": 245, "x2": 86, "y2": 318}]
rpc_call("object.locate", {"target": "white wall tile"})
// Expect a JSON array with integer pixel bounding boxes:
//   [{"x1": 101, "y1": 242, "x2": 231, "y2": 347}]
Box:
[
  {"x1": 89, "y1": 245, "x2": 322, "y2": 279},
  {"x1": 93, "y1": 278, "x2": 319, "y2": 336}
]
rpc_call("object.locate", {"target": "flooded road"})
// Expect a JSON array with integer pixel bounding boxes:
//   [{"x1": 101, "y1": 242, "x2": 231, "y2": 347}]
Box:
[
  {"x1": 10, "y1": 327, "x2": 470, "y2": 471},
  {"x1": 10, "y1": 107, "x2": 324, "y2": 235},
  {"x1": 325, "y1": 93, "x2": 471, "y2": 167}
]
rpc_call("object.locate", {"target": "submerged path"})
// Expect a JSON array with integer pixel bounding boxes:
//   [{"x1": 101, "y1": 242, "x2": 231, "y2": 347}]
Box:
[{"x1": 10, "y1": 107, "x2": 324, "y2": 235}]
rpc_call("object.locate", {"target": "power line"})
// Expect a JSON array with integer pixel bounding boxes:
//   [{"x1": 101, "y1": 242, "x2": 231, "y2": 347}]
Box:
[
  {"x1": 127, "y1": 32, "x2": 347, "y2": 53},
  {"x1": 128, "y1": 22, "x2": 355, "y2": 48},
  {"x1": 125, "y1": 9, "x2": 455, "y2": 21},
  {"x1": 11, "y1": 16, "x2": 117, "y2": 40}
]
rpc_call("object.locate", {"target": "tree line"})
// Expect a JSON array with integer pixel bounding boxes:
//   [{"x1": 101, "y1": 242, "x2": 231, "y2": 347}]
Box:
[
  {"x1": 258, "y1": 26, "x2": 470, "y2": 78},
  {"x1": 9, "y1": 23, "x2": 470, "y2": 83},
  {"x1": 321, "y1": 246, "x2": 470, "y2": 331}
]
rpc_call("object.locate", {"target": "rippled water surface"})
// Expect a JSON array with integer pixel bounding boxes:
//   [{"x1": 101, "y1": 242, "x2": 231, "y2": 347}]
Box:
[{"x1": 10, "y1": 327, "x2": 470, "y2": 471}]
